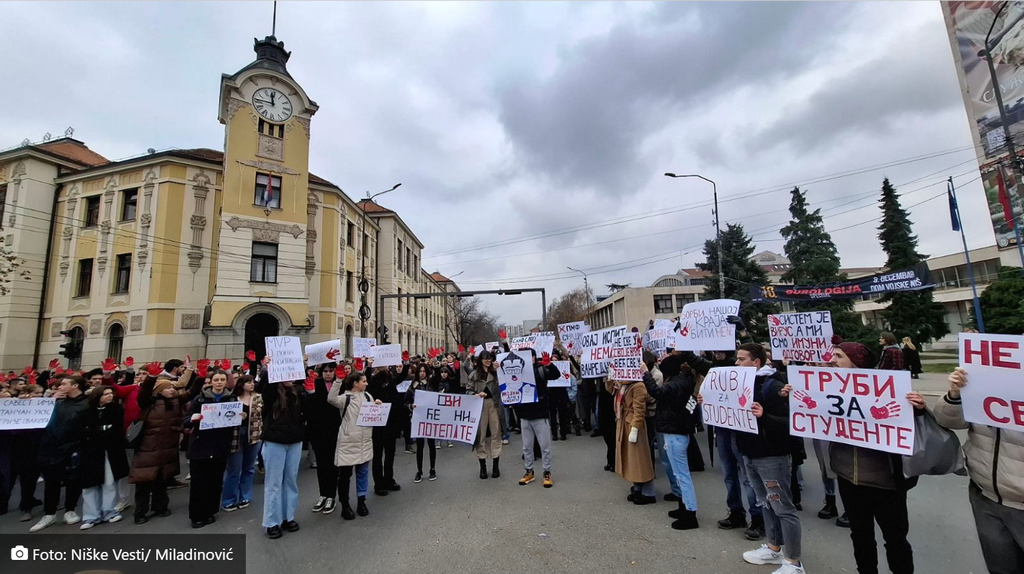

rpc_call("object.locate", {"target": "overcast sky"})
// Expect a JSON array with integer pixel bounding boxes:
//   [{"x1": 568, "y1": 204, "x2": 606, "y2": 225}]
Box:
[{"x1": 3, "y1": 1, "x2": 996, "y2": 325}]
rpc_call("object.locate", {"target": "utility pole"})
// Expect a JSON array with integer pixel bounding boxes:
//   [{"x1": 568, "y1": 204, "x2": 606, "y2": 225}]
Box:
[{"x1": 359, "y1": 183, "x2": 401, "y2": 335}]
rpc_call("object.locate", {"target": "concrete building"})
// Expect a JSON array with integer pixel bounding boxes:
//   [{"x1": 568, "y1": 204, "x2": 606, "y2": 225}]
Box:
[
  {"x1": 587, "y1": 271, "x2": 706, "y2": 330},
  {"x1": 429, "y1": 271, "x2": 463, "y2": 350}
]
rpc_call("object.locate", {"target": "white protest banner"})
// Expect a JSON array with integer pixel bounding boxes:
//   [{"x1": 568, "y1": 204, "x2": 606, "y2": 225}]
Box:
[
  {"x1": 550, "y1": 360, "x2": 572, "y2": 388},
  {"x1": 787, "y1": 365, "x2": 915, "y2": 456},
  {"x1": 496, "y1": 350, "x2": 537, "y2": 405},
  {"x1": 371, "y1": 344, "x2": 403, "y2": 367},
  {"x1": 411, "y1": 389, "x2": 483, "y2": 444},
  {"x1": 353, "y1": 337, "x2": 377, "y2": 359},
  {"x1": 472, "y1": 342, "x2": 500, "y2": 357},
  {"x1": 199, "y1": 402, "x2": 244, "y2": 430},
  {"x1": 579, "y1": 325, "x2": 628, "y2": 379},
  {"x1": 557, "y1": 321, "x2": 589, "y2": 356},
  {"x1": 959, "y1": 333, "x2": 1024, "y2": 432},
  {"x1": 357, "y1": 403, "x2": 392, "y2": 427},
  {"x1": 305, "y1": 339, "x2": 342, "y2": 366},
  {"x1": 768, "y1": 311, "x2": 834, "y2": 363},
  {"x1": 643, "y1": 327, "x2": 673, "y2": 359},
  {"x1": 610, "y1": 333, "x2": 643, "y2": 381},
  {"x1": 701, "y1": 367, "x2": 758, "y2": 434},
  {"x1": 673, "y1": 299, "x2": 740, "y2": 351},
  {"x1": 0, "y1": 398, "x2": 55, "y2": 430},
  {"x1": 509, "y1": 333, "x2": 556, "y2": 357},
  {"x1": 266, "y1": 336, "x2": 305, "y2": 383}
]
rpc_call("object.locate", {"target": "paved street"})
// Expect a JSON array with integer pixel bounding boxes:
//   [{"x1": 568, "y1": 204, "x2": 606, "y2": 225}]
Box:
[{"x1": 1, "y1": 428, "x2": 986, "y2": 574}]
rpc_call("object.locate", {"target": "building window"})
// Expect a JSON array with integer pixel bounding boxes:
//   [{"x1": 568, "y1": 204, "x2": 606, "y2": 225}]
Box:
[
  {"x1": 397, "y1": 240, "x2": 404, "y2": 272},
  {"x1": 84, "y1": 196, "x2": 100, "y2": 228},
  {"x1": 345, "y1": 325, "x2": 354, "y2": 358},
  {"x1": 250, "y1": 242, "x2": 278, "y2": 283},
  {"x1": 398, "y1": 288, "x2": 403, "y2": 312},
  {"x1": 258, "y1": 119, "x2": 284, "y2": 138},
  {"x1": 121, "y1": 188, "x2": 138, "y2": 222},
  {"x1": 347, "y1": 222, "x2": 356, "y2": 248},
  {"x1": 653, "y1": 295, "x2": 673, "y2": 314},
  {"x1": 406, "y1": 247, "x2": 412, "y2": 275},
  {"x1": 0, "y1": 184, "x2": 6, "y2": 229},
  {"x1": 107, "y1": 323, "x2": 124, "y2": 363},
  {"x1": 77, "y1": 259, "x2": 94, "y2": 297},
  {"x1": 254, "y1": 173, "x2": 282, "y2": 209},
  {"x1": 675, "y1": 294, "x2": 696, "y2": 310},
  {"x1": 114, "y1": 253, "x2": 132, "y2": 294},
  {"x1": 68, "y1": 326, "x2": 85, "y2": 371},
  {"x1": 413, "y1": 297, "x2": 418, "y2": 317},
  {"x1": 346, "y1": 271, "x2": 354, "y2": 302},
  {"x1": 413, "y1": 254, "x2": 418, "y2": 275},
  {"x1": 363, "y1": 233, "x2": 369, "y2": 255}
]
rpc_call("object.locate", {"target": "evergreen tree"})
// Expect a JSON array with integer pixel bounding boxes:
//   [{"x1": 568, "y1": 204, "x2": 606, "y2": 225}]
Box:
[
  {"x1": 974, "y1": 267, "x2": 1024, "y2": 334},
  {"x1": 877, "y1": 178, "x2": 949, "y2": 343},
  {"x1": 697, "y1": 223, "x2": 779, "y2": 341}
]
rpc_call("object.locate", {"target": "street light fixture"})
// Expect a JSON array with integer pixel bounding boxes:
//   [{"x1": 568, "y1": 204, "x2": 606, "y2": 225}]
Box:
[
  {"x1": 567, "y1": 266, "x2": 592, "y2": 307},
  {"x1": 665, "y1": 173, "x2": 725, "y2": 298},
  {"x1": 360, "y1": 183, "x2": 402, "y2": 335}
]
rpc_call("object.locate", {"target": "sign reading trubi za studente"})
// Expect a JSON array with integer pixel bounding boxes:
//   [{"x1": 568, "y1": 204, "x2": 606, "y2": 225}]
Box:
[{"x1": 701, "y1": 367, "x2": 758, "y2": 434}]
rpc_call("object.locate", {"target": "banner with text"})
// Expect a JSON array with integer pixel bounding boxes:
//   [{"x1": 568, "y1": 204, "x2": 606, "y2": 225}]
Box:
[
  {"x1": 496, "y1": 350, "x2": 537, "y2": 405},
  {"x1": 673, "y1": 299, "x2": 740, "y2": 352},
  {"x1": 509, "y1": 333, "x2": 555, "y2": 356},
  {"x1": 550, "y1": 360, "x2": 572, "y2": 388},
  {"x1": 353, "y1": 337, "x2": 377, "y2": 359},
  {"x1": 473, "y1": 342, "x2": 500, "y2": 357},
  {"x1": 411, "y1": 390, "x2": 483, "y2": 444},
  {"x1": 266, "y1": 336, "x2": 305, "y2": 383},
  {"x1": 0, "y1": 398, "x2": 55, "y2": 430},
  {"x1": 701, "y1": 367, "x2": 758, "y2": 434},
  {"x1": 370, "y1": 344, "x2": 403, "y2": 367},
  {"x1": 750, "y1": 265, "x2": 933, "y2": 302},
  {"x1": 643, "y1": 322, "x2": 675, "y2": 359},
  {"x1": 768, "y1": 311, "x2": 834, "y2": 363},
  {"x1": 609, "y1": 333, "x2": 643, "y2": 381},
  {"x1": 959, "y1": 333, "x2": 1024, "y2": 433},
  {"x1": 787, "y1": 365, "x2": 915, "y2": 456},
  {"x1": 557, "y1": 322, "x2": 590, "y2": 356},
  {"x1": 305, "y1": 339, "x2": 342, "y2": 366},
  {"x1": 579, "y1": 325, "x2": 628, "y2": 379},
  {"x1": 356, "y1": 403, "x2": 392, "y2": 427},
  {"x1": 199, "y1": 402, "x2": 244, "y2": 430}
]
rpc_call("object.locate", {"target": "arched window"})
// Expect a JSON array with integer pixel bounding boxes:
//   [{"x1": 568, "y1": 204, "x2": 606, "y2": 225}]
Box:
[
  {"x1": 107, "y1": 323, "x2": 124, "y2": 363},
  {"x1": 68, "y1": 326, "x2": 85, "y2": 371},
  {"x1": 398, "y1": 330, "x2": 404, "y2": 351},
  {"x1": 345, "y1": 325, "x2": 354, "y2": 359}
]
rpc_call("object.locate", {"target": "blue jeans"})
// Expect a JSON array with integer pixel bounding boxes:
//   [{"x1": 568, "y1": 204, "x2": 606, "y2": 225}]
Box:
[
  {"x1": 747, "y1": 455, "x2": 802, "y2": 562},
  {"x1": 660, "y1": 433, "x2": 698, "y2": 511},
  {"x1": 222, "y1": 437, "x2": 261, "y2": 507},
  {"x1": 717, "y1": 427, "x2": 761, "y2": 518},
  {"x1": 340, "y1": 461, "x2": 371, "y2": 499},
  {"x1": 501, "y1": 403, "x2": 511, "y2": 441},
  {"x1": 261, "y1": 441, "x2": 301, "y2": 528},
  {"x1": 658, "y1": 435, "x2": 680, "y2": 495}
]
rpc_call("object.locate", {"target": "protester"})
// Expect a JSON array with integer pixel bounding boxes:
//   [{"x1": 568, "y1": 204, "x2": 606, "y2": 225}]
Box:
[
  {"x1": 548, "y1": 350, "x2": 573, "y2": 441},
  {"x1": 437, "y1": 364, "x2": 459, "y2": 448},
  {"x1": 329, "y1": 370, "x2": 380, "y2": 520},
  {"x1": 79, "y1": 386, "x2": 129, "y2": 529},
  {"x1": 222, "y1": 375, "x2": 263, "y2": 512},
  {"x1": 407, "y1": 364, "x2": 438, "y2": 483},
  {"x1": 515, "y1": 350, "x2": 561, "y2": 488},
  {"x1": 129, "y1": 377, "x2": 186, "y2": 524},
  {"x1": 607, "y1": 363, "x2": 656, "y2": 504},
  {"x1": 468, "y1": 351, "x2": 503, "y2": 479},
  {"x1": 7, "y1": 384, "x2": 44, "y2": 522},
  {"x1": 937, "y1": 367, "x2": 1024, "y2": 574},
  {"x1": 183, "y1": 369, "x2": 238, "y2": 529},
  {"x1": 876, "y1": 332, "x2": 904, "y2": 371},
  {"x1": 31, "y1": 375, "x2": 90, "y2": 532},
  {"x1": 307, "y1": 363, "x2": 341, "y2": 511},
  {"x1": 367, "y1": 358, "x2": 409, "y2": 495},
  {"x1": 257, "y1": 361, "x2": 307, "y2": 539},
  {"x1": 900, "y1": 338, "x2": 922, "y2": 380}
]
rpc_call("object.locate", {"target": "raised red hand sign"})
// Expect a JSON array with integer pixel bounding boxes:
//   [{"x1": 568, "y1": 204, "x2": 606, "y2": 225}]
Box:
[
  {"x1": 354, "y1": 358, "x2": 364, "y2": 371},
  {"x1": 402, "y1": 350, "x2": 410, "y2": 362},
  {"x1": 48, "y1": 358, "x2": 61, "y2": 369},
  {"x1": 498, "y1": 329, "x2": 507, "y2": 339},
  {"x1": 246, "y1": 350, "x2": 256, "y2": 361},
  {"x1": 102, "y1": 358, "x2": 117, "y2": 371},
  {"x1": 326, "y1": 348, "x2": 340, "y2": 361},
  {"x1": 124, "y1": 356, "x2": 134, "y2": 367},
  {"x1": 145, "y1": 362, "x2": 162, "y2": 376}
]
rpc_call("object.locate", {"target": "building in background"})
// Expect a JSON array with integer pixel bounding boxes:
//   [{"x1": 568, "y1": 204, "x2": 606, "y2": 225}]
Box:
[
  {"x1": 587, "y1": 271, "x2": 706, "y2": 330},
  {"x1": 429, "y1": 271, "x2": 463, "y2": 349}
]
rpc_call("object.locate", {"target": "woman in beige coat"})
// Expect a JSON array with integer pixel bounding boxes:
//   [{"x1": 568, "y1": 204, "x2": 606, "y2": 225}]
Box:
[
  {"x1": 328, "y1": 370, "x2": 381, "y2": 520},
  {"x1": 607, "y1": 366, "x2": 656, "y2": 504}
]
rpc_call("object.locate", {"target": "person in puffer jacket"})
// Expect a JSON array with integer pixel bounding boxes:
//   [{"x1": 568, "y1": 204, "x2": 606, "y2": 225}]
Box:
[{"x1": 936, "y1": 366, "x2": 1024, "y2": 574}]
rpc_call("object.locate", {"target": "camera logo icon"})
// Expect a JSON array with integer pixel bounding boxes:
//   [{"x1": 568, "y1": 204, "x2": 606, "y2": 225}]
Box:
[{"x1": 11, "y1": 545, "x2": 30, "y2": 560}]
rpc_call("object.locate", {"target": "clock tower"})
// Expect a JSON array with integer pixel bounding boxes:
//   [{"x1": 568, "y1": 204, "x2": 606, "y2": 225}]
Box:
[{"x1": 206, "y1": 35, "x2": 319, "y2": 360}]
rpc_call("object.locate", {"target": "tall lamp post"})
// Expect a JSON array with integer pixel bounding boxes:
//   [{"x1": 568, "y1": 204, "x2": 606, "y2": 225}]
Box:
[
  {"x1": 360, "y1": 183, "x2": 401, "y2": 335},
  {"x1": 567, "y1": 266, "x2": 591, "y2": 322},
  {"x1": 665, "y1": 173, "x2": 725, "y2": 297},
  {"x1": 441, "y1": 270, "x2": 464, "y2": 350}
]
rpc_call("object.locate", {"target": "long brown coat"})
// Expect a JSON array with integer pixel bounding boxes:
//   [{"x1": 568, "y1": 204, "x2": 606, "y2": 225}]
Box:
[
  {"x1": 129, "y1": 395, "x2": 184, "y2": 484},
  {"x1": 608, "y1": 380, "x2": 654, "y2": 484}
]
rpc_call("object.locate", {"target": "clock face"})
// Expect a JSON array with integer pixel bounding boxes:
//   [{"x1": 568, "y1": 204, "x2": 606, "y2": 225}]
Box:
[{"x1": 252, "y1": 88, "x2": 293, "y2": 122}]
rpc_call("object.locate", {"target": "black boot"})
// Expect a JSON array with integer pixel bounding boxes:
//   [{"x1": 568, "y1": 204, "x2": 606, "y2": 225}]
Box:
[
  {"x1": 491, "y1": 457, "x2": 501, "y2": 479},
  {"x1": 479, "y1": 459, "x2": 488, "y2": 479},
  {"x1": 340, "y1": 499, "x2": 355, "y2": 521},
  {"x1": 818, "y1": 494, "x2": 838, "y2": 519},
  {"x1": 668, "y1": 500, "x2": 687, "y2": 519},
  {"x1": 717, "y1": 510, "x2": 746, "y2": 530},
  {"x1": 356, "y1": 496, "x2": 369, "y2": 517},
  {"x1": 671, "y1": 510, "x2": 699, "y2": 531},
  {"x1": 836, "y1": 511, "x2": 851, "y2": 528},
  {"x1": 744, "y1": 515, "x2": 766, "y2": 541}
]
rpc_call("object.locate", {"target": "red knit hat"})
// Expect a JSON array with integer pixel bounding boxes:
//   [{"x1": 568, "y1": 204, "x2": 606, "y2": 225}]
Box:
[{"x1": 832, "y1": 336, "x2": 873, "y2": 369}]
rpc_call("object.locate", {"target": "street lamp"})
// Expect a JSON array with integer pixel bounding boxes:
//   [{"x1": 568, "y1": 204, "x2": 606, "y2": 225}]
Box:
[
  {"x1": 440, "y1": 270, "x2": 464, "y2": 349},
  {"x1": 360, "y1": 183, "x2": 402, "y2": 335},
  {"x1": 665, "y1": 173, "x2": 725, "y2": 297},
  {"x1": 567, "y1": 266, "x2": 591, "y2": 306}
]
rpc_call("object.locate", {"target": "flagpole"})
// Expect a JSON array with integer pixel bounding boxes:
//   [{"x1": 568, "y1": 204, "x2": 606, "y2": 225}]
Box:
[{"x1": 949, "y1": 177, "x2": 985, "y2": 333}]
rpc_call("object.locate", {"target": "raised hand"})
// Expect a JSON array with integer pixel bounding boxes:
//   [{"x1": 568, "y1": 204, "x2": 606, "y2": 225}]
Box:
[
  {"x1": 498, "y1": 328, "x2": 507, "y2": 340},
  {"x1": 354, "y1": 358, "x2": 365, "y2": 371},
  {"x1": 48, "y1": 358, "x2": 61, "y2": 369},
  {"x1": 124, "y1": 356, "x2": 134, "y2": 367},
  {"x1": 870, "y1": 401, "x2": 901, "y2": 420},
  {"x1": 792, "y1": 390, "x2": 817, "y2": 409},
  {"x1": 541, "y1": 352, "x2": 551, "y2": 366},
  {"x1": 246, "y1": 350, "x2": 256, "y2": 361},
  {"x1": 751, "y1": 402, "x2": 764, "y2": 417},
  {"x1": 101, "y1": 357, "x2": 116, "y2": 372},
  {"x1": 402, "y1": 350, "x2": 410, "y2": 362}
]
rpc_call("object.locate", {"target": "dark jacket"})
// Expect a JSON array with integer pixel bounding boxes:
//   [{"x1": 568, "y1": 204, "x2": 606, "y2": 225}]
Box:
[
  {"x1": 305, "y1": 376, "x2": 341, "y2": 441},
  {"x1": 405, "y1": 376, "x2": 440, "y2": 412},
  {"x1": 877, "y1": 345, "x2": 904, "y2": 371},
  {"x1": 642, "y1": 370, "x2": 697, "y2": 435},
  {"x1": 902, "y1": 347, "x2": 922, "y2": 375},
  {"x1": 38, "y1": 393, "x2": 90, "y2": 467},
  {"x1": 368, "y1": 364, "x2": 409, "y2": 430},
  {"x1": 435, "y1": 366, "x2": 460, "y2": 394},
  {"x1": 735, "y1": 371, "x2": 793, "y2": 460},
  {"x1": 830, "y1": 442, "x2": 918, "y2": 491},
  {"x1": 130, "y1": 381, "x2": 185, "y2": 483},
  {"x1": 183, "y1": 389, "x2": 238, "y2": 460},
  {"x1": 258, "y1": 377, "x2": 307, "y2": 445},
  {"x1": 80, "y1": 403, "x2": 130, "y2": 488},
  {"x1": 514, "y1": 363, "x2": 561, "y2": 420}
]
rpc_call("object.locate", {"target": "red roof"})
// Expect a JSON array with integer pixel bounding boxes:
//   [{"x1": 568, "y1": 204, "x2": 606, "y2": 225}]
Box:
[
  {"x1": 36, "y1": 139, "x2": 109, "y2": 167},
  {"x1": 430, "y1": 272, "x2": 450, "y2": 283},
  {"x1": 356, "y1": 199, "x2": 393, "y2": 214}
]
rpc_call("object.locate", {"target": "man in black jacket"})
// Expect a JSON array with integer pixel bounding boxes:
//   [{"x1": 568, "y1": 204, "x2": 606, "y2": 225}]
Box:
[
  {"x1": 367, "y1": 359, "x2": 409, "y2": 496},
  {"x1": 512, "y1": 350, "x2": 561, "y2": 488}
]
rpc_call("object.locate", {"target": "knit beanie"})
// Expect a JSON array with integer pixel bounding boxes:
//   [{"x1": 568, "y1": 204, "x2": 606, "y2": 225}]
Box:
[
  {"x1": 833, "y1": 336, "x2": 872, "y2": 369},
  {"x1": 659, "y1": 353, "x2": 685, "y2": 379},
  {"x1": 152, "y1": 379, "x2": 174, "y2": 397}
]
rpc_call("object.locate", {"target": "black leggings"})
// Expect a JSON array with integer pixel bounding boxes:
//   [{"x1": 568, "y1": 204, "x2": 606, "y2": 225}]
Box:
[
  {"x1": 310, "y1": 435, "x2": 339, "y2": 498},
  {"x1": 838, "y1": 477, "x2": 913, "y2": 574},
  {"x1": 416, "y1": 438, "x2": 436, "y2": 472}
]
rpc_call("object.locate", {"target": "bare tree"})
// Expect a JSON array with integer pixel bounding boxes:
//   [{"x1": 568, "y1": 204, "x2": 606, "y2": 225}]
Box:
[
  {"x1": 449, "y1": 296, "x2": 501, "y2": 346},
  {"x1": 547, "y1": 286, "x2": 592, "y2": 326},
  {"x1": 0, "y1": 245, "x2": 28, "y2": 297}
]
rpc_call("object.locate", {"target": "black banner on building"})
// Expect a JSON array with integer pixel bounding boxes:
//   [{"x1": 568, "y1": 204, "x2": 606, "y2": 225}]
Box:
[{"x1": 749, "y1": 265, "x2": 934, "y2": 303}]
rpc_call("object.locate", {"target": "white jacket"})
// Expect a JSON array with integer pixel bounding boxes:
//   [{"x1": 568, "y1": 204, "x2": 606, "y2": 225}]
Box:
[{"x1": 328, "y1": 383, "x2": 374, "y2": 467}]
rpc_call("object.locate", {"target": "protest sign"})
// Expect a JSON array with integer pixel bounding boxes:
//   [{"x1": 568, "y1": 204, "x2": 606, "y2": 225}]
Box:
[
  {"x1": 396, "y1": 380, "x2": 412, "y2": 393},
  {"x1": 509, "y1": 333, "x2": 555, "y2": 356},
  {"x1": 353, "y1": 337, "x2": 377, "y2": 359},
  {"x1": 305, "y1": 339, "x2": 342, "y2": 366},
  {"x1": 265, "y1": 336, "x2": 305, "y2": 383},
  {"x1": 550, "y1": 360, "x2": 572, "y2": 388},
  {"x1": 610, "y1": 333, "x2": 643, "y2": 381},
  {"x1": 768, "y1": 311, "x2": 834, "y2": 363},
  {"x1": 0, "y1": 398, "x2": 55, "y2": 430},
  {"x1": 959, "y1": 333, "x2": 1024, "y2": 432},
  {"x1": 787, "y1": 365, "x2": 915, "y2": 456},
  {"x1": 643, "y1": 326, "x2": 673, "y2": 359},
  {"x1": 411, "y1": 390, "x2": 483, "y2": 444},
  {"x1": 371, "y1": 344, "x2": 403, "y2": 367},
  {"x1": 473, "y1": 342, "x2": 500, "y2": 357},
  {"x1": 701, "y1": 367, "x2": 757, "y2": 434},
  {"x1": 199, "y1": 402, "x2": 244, "y2": 430},
  {"x1": 579, "y1": 325, "x2": 628, "y2": 378},
  {"x1": 356, "y1": 403, "x2": 392, "y2": 427},
  {"x1": 557, "y1": 321, "x2": 589, "y2": 355},
  {"x1": 673, "y1": 299, "x2": 740, "y2": 352},
  {"x1": 496, "y1": 350, "x2": 537, "y2": 405}
]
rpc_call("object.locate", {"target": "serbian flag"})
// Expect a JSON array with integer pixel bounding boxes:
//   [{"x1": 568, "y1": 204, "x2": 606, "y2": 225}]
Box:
[{"x1": 997, "y1": 167, "x2": 1015, "y2": 230}]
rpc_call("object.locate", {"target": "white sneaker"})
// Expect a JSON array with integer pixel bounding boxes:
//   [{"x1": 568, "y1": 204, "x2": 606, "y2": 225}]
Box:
[
  {"x1": 30, "y1": 514, "x2": 56, "y2": 532},
  {"x1": 64, "y1": 510, "x2": 81, "y2": 525},
  {"x1": 115, "y1": 499, "x2": 131, "y2": 512},
  {"x1": 107, "y1": 513, "x2": 123, "y2": 523},
  {"x1": 772, "y1": 562, "x2": 805, "y2": 574},
  {"x1": 743, "y1": 544, "x2": 785, "y2": 565},
  {"x1": 80, "y1": 521, "x2": 96, "y2": 530}
]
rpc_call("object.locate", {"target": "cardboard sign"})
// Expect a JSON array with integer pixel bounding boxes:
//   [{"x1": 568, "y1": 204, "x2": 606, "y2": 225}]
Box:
[
  {"x1": 411, "y1": 389, "x2": 483, "y2": 444},
  {"x1": 356, "y1": 403, "x2": 392, "y2": 427},
  {"x1": 199, "y1": 402, "x2": 244, "y2": 430},
  {"x1": 353, "y1": 337, "x2": 377, "y2": 359},
  {"x1": 557, "y1": 321, "x2": 590, "y2": 356},
  {"x1": 473, "y1": 342, "x2": 500, "y2": 357},
  {"x1": 550, "y1": 360, "x2": 572, "y2": 388},
  {"x1": 787, "y1": 365, "x2": 915, "y2": 456},
  {"x1": 371, "y1": 344, "x2": 403, "y2": 367},
  {"x1": 768, "y1": 311, "x2": 834, "y2": 363},
  {"x1": 609, "y1": 333, "x2": 643, "y2": 381},
  {"x1": 579, "y1": 325, "x2": 628, "y2": 378},
  {"x1": 673, "y1": 299, "x2": 740, "y2": 351},
  {"x1": 305, "y1": 339, "x2": 342, "y2": 366},
  {"x1": 496, "y1": 350, "x2": 537, "y2": 405},
  {"x1": 509, "y1": 333, "x2": 555, "y2": 356},
  {"x1": 701, "y1": 367, "x2": 758, "y2": 434},
  {"x1": 266, "y1": 336, "x2": 305, "y2": 383},
  {"x1": 0, "y1": 398, "x2": 55, "y2": 430},
  {"x1": 959, "y1": 333, "x2": 1024, "y2": 432}
]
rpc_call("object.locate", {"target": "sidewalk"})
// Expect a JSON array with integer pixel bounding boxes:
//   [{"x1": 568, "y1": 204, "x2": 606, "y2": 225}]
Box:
[{"x1": 914, "y1": 371, "x2": 950, "y2": 397}]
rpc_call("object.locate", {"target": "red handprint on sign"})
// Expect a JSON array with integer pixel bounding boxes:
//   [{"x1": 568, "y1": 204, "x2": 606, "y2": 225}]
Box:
[
  {"x1": 679, "y1": 324, "x2": 690, "y2": 337},
  {"x1": 792, "y1": 390, "x2": 817, "y2": 409},
  {"x1": 737, "y1": 386, "x2": 753, "y2": 408},
  {"x1": 541, "y1": 352, "x2": 551, "y2": 366},
  {"x1": 498, "y1": 328, "x2": 507, "y2": 339},
  {"x1": 354, "y1": 358, "x2": 365, "y2": 371},
  {"x1": 769, "y1": 315, "x2": 781, "y2": 326},
  {"x1": 326, "y1": 348, "x2": 340, "y2": 361},
  {"x1": 870, "y1": 402, "x2": 902, "y2": 420},
  {"x1": 821, "y1": 347, "x2": 833, "y2": 363}
]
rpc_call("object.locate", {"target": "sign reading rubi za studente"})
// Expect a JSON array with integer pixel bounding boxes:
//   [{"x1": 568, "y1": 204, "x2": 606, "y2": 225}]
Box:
[
  {"x1": 959, "y1": 333, "x2": 1024, "y2": 432},
  {"x1": 701, "y1": 367, "x2": 757, "y2": 434},
  {"x1": 767, "y1": 311, "x2": 834, "y2": 363},
  {"x1": 411, "y1": 390, "x2": 483, "y2": 444},
  {"x1": 579, "y1": 325, "x2": 628, "y2": 378},
  {"x1": 786, "y1": 365, "x2": 915, "y2": 456},
  {"x1": 673, "y1": 299, "x2": 740, "y2": 352}
]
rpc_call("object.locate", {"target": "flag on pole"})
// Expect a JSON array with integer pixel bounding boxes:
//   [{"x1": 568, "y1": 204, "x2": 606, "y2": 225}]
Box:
[
  {"x1": 948, "y1": 187, "x2": 961, "y2": 232},
  {"x1": 997, "y1": 166, "x2": 1015, "y2": 230}
]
